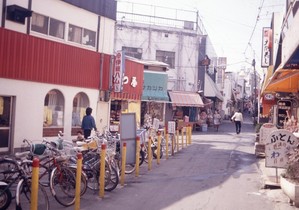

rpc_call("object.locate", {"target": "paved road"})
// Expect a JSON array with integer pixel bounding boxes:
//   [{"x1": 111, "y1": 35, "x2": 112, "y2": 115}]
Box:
[{"x1": 48, "y1": 117, "x2": 296, "y2": 209}]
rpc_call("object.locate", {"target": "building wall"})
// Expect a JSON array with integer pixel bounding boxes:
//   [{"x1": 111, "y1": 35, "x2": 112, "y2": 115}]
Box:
[
  {"x1": 0, "y1": 0, "x2": 117, "y2": 152},
  {"x1": 0, "y1": 78, "x2": 98, "y2": 149},
  {"x1": 2, "y1": 0, "x2": 115, "y2": 54},
  {"x1": 115, "y1": 22, "x2": 200, "y2": 92}
]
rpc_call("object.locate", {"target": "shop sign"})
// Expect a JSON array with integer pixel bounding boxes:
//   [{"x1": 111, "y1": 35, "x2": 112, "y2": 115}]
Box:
[
  {"x1": 123, "y1": 76, "x2": 138, "y2": 88},
  {"x1": 261, "y1": 27, "x2": 271, "y2": 67},
  {"x1": 113, "y1": 51, "x2": 125, "y2": 92},
  {"x1": 259, "y1": 123, "x2": 278, "y2": 145},
  {"x1": 264, "y1": 93, "x2": 274, "y2": 101},
  {"x1": 168, "y1": 121, "x2": 176, "y2": 134},
  {"x1": 265, "y1": 129, "x2": 298, "y2": 168}
]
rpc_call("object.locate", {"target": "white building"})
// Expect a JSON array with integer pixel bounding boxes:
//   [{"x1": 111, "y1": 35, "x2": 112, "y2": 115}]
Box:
[{"x1": 0, "y1": 0, "x2": 116, "y2": 153}]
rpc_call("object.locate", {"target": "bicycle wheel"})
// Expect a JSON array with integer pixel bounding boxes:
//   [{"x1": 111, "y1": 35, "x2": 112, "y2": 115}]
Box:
[
  {"x1": 0, "y1": 158, "x2": 19, "y2": 182},
  {"x1": 15, "y1": 178, "x2": 49, "y2": 210},
  {"x1": 152, "y1": 145, "x2": 163, "y2": 159},
  {"x1": 86, "y1": 161, "x2": 111, "y2": 191},
  {"x1": 0, "y1": 185, "x2": 12, "y2": 210},
  {"x1": 104, "y1": 165, "x2": 119, "y2": 192},
  {"x1": 68, "y1": 166, "x2": 88, "y2": 196},
  {"x1": 50, "y1": 166, "x2": 76, "y2": 207}
]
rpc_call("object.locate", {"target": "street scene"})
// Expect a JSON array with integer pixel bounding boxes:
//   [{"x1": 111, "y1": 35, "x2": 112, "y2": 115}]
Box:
[
  {"x1": 50, "y1": 117, "x2": 293, "y2": 210},
  {"x1": 1, "y1": 0, "x2": 299, "y2": 209}
]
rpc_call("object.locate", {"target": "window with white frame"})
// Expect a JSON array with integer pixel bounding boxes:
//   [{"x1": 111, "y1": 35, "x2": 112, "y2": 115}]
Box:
[
  {"x1": 49, "y1": 18, "x2": 65, "y2": 39},
  {"x1": 31, "y1": 13, "x2": 49, "y2": 35},
  {"x1": 31, "y1": 13, "x2": 65, "y2": 40},
  {"x1": 68, "y1": 24, "x2": 82, "y2": 44},
  {"x1": 83, "y1": 29, "x2": 96, "y2": 47},
  {"x1": 156, "y1": 50, "x2": 175, "y2": 68}
]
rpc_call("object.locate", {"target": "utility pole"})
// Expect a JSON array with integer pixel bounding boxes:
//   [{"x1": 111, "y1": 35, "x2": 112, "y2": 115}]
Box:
[{"x1": 252, "y1": 59, "x2": 257, "y2": 126}]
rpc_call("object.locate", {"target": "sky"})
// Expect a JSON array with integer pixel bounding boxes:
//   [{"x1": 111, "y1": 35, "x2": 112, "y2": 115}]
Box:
[{"x1": 117, "y1": 0, "x2": 286, "y2": 75}]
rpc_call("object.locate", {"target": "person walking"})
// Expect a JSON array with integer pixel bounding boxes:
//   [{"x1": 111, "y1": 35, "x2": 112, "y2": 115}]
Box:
[
  {"x1": 81, "y1": 107, "x2": 97, "y2": 139},
  {"x1": 213, "y1": 110, "x2": 222, "y2": 131},
  {"x1": 231, "y1": 109, "x2": 243, "y2": 134}
]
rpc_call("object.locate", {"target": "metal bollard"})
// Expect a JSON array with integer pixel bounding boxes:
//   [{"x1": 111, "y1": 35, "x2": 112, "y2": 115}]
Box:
[
  {"x1": 176, "y1": 129, "x2": 179, "y2": 152},
  {"x1": 188, "y1": 125, "x2": 192, "y2": 144},
  {"x1": 99, "y1": 144, "x2": 106, "y2": 198},
  {"x1": 185, "y1": 127, "x2": 188, "y2": 147},
  {"x1": 171, "y1": 134, "x2": 174, "y2": 156},
  {"x1": 189, "y1": 125, "x2": 192, "y2": 144},
  {"x1": 135, "y1": 137, "x2": 140, "y2": 177},
  {"x1": 181, "y1": 129, "x2": 184, "y2": 149},
  {"x1": 148, "y1": 137, "x2": 152, "y2": 171},
  {"x1": 31, "y1": 158, "x2": 39, "y2": 210},
  {"x1": 157, "y1": 132, "x2": 161, "y2": 165},
  {"x1": 165, "y1": 132, "x2": 169, "y2": 159},
  {"x1": 121, "y1": 142, "x2": 126, "y2": 186},
  {"x1": 75, "y1": 153, "x2": 83, "y2": 210}
]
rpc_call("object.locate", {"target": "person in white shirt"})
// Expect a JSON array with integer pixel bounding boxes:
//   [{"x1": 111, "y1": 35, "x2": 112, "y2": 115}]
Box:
[{"x1": 231, "y1": 109, "x2": 243, "y2": 134}]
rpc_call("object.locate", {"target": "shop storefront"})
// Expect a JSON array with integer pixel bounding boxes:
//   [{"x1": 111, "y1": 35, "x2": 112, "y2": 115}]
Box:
[
  {"x1": 167, "y1": 91, "x2": 204, "y2": 130},
  {"x1": 110, "y1": 56, "x2": 144, "y2": 131},
  {"x1": 140, "y1": 71, "x2": 169, "y2": 128}
]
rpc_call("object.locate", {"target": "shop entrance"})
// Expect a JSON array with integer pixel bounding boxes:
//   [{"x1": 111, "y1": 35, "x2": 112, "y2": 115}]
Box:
[{"x1": 0, "y1": 96, "x2": 13, "y2": 152}]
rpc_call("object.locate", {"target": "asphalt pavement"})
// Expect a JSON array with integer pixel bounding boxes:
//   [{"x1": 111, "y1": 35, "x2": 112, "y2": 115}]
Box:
[{"x1": 12, "y1": 114, "x2": 294, "y2": 210}]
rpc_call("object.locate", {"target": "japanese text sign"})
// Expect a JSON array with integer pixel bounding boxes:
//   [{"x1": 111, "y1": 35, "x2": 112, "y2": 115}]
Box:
[
  {"x1": 265, "y1": 129, "x2": 298, "y2": 168},
  {"x1": 113, "y1": 50, "x2": 125, "y2": 92}
]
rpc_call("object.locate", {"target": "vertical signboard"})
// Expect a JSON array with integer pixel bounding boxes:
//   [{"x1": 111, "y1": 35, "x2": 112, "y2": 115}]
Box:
[
  {"x1": 120, "y1": 113, "x2": 136, "y2": 164},
  {"x1": 277, "y1": 100, "x2": 292, "y2": 128},
  {"x1": 168, "y1": 121, "x2": 176, "y2": 134},
  {"x1": 113, "y1": 50, "x2": 125, "y2": 92},
  {"x1": 265, "y1": 129, "x2": 298, "y2": 168},
  {"x1": 261, "y1": 27, "x2": 271, "y2": 67}
]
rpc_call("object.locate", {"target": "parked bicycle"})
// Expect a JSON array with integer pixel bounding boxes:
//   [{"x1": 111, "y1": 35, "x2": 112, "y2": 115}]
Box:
[{"x1": 0, "y1": 156, "x2": 49, "y2": 210}]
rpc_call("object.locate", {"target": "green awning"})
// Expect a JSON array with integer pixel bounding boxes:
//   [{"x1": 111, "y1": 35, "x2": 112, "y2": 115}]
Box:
[{"x1": 142, "y1": 71, "x2": 169, "y2": 102}]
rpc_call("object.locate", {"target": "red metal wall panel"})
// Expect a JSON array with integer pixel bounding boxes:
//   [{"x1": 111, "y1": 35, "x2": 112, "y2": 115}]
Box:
[{"x1": 0, "y1": 28, "x2": 111, "y2": 90}]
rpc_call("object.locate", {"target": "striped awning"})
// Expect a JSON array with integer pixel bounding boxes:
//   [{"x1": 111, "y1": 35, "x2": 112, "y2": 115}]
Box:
[{"x1": 168, "y1": 91, "x2": 204, "y2": 107}]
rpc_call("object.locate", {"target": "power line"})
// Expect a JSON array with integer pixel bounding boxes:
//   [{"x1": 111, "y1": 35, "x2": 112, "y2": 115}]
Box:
[{"x1": 243, "y1": 0, "x2": 265, "y2": 57}]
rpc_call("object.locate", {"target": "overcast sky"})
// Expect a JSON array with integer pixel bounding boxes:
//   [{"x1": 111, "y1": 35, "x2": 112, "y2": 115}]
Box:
[{"x1": 117, "y1": 0, "x2": 286, "y2": 75}]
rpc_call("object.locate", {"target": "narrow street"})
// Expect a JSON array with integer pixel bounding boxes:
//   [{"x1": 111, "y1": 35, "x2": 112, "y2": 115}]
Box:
[{"x1": 50, "y1": 116, "x2": 295, "y2": 210}]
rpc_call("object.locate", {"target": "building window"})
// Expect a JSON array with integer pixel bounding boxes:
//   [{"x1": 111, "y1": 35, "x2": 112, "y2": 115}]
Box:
[
  {"x1": 68, "y1": 24, "x2": 82, "y2": 44},
  {"x1": 122, "y1": 47, "x2": 143, "y2": 59},
  {"x1": 31, "y1": 13, "x2": 65, "y2": 40},
  {"x1": 49, "y1": 18, "x2": 65, "y2": 39},
  {"x1": 31, "y1": 13, "x2": 49, "y2": 35},
  {"x1": 156, "y1": 50, "x2": 175, "y2": 68},
  {"x1": 83, "y1": 29, "x2": 96, "y2": 47},
  {"x1": 43, "y1": 89, "x2": 64, "y2": 127}
]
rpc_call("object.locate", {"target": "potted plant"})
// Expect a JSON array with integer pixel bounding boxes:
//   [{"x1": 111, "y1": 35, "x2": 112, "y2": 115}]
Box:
[{"x1": 280, "y1": 146, "x2": 299, "y2": 207}]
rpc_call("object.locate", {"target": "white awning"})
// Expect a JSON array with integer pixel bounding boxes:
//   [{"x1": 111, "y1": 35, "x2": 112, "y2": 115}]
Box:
[
  {"x1": 168, "y1": 91, "x2": 204, "y2": 107},
  {"x1": 204, "y1": 73, "x2": 223, "y2": 101}
]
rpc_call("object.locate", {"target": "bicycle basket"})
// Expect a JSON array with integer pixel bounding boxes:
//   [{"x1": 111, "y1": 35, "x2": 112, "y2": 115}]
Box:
[
  {"x1": 31, "y1": 144, "x2": 47, "y2": 155},
  {"x1": 50, "y1": 139, "x2": 64, "y2": 150}
]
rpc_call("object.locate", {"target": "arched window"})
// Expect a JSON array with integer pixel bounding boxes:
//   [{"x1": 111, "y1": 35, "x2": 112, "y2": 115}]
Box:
[
  {"x1": 71, "y1": 92, "x2": 89, "y2": 135},
  {"x1": 43, "y1": 89, "x2": 64, "y2": 137}
]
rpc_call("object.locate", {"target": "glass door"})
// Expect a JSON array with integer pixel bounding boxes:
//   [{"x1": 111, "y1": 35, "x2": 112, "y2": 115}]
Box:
[{"x1": 0, "y1": 96, "x2": 12, "y2": 152}]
